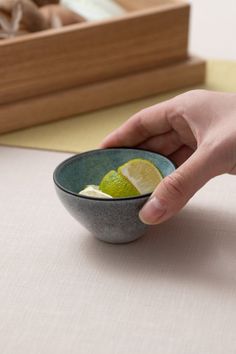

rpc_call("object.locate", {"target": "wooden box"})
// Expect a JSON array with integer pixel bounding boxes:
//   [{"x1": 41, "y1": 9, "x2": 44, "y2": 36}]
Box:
[{"x1": 0, "y1": 0, "x2": 205, "y2": 134}]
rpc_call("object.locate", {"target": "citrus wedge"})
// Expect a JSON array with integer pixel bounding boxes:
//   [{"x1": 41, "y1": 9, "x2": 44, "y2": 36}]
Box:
[
  {"x1": 79, "y1": 185, "x2": 112, "y2": 198},
  {"x1": 99, "y1": 170, "x2": 140, "y2": 198},
  {"x1": 118, "y1": 158, "x2": 163, "y2": 195}
]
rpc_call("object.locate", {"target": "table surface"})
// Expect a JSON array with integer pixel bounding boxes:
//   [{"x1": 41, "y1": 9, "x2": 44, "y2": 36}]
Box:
[{"x1": 1, "y1": 146, "x2": 236, "y2": 353}]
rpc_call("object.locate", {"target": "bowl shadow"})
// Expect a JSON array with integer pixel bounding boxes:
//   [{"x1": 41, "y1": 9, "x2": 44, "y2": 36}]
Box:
[{"x1": 81, "y1": 205, "x2": 236, "y2": 291}]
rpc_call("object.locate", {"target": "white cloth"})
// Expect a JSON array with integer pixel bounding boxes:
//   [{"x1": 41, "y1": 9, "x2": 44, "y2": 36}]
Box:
[
  {"x1": 0, "y1": 146, "x2": 236, "y2": 354},
  {"x1": 61, "y1": 0, "x2": 126, "y2": 20}
]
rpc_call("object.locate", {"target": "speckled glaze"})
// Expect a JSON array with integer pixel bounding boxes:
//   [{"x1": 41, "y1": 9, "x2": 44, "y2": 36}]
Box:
[{"x1": 53, "y1": 148, "x2": 175, "y2": 244}]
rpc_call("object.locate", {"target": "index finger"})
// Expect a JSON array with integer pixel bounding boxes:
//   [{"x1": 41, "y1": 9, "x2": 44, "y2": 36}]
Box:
[{"x1": 100, "y1": 98, "x2": 177, "y2": 148}]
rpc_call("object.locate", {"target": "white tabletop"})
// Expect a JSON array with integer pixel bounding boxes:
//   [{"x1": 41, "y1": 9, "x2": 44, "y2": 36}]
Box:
[{"x1": 0, "y1": 146, "x2": 236, "y2": 354}]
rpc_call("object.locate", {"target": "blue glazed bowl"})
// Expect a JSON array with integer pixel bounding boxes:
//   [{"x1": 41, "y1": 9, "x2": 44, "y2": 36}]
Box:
[{"x1": 53, "y1": 148, "x2": 175, "y2": 244}]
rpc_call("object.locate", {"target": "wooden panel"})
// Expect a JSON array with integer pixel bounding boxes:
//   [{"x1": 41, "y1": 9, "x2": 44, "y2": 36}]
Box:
[
  {"x1": 117, "y1": 0, "x2": 177, "y2": 11},
  {"x1": 0, "y1": 2, "x2": 189, "y2": 105},
  {"x1": 0, "y1": 57, "x2": 205, "y2": 134}
]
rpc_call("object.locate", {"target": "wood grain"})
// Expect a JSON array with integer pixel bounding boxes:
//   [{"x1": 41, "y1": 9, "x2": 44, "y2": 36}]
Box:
[
  {"x1": 117, "y1": 0, "x2": 182, "y2": 11},
  {"x1": 0, "y1": 57, "x2": 205, "y2": 134},
  {"x1": 0, "y1": 1, "x2": 189, "y2": 105}
]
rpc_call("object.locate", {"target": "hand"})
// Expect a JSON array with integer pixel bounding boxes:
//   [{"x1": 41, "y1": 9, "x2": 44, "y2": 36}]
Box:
[{"x1": 101, "y1": 90, "x2": 236, "y2": 224}]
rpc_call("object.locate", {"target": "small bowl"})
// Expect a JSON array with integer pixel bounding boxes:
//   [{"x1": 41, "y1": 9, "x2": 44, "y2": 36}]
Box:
[{"x1": 53, "y1": 148, "x2": 175, "y2": 244}]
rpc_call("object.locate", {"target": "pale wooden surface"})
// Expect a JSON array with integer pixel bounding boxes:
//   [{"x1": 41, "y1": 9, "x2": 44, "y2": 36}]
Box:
[
  {"x1": 0, "y1": 145, "x2": 236, "y2": 354},
  {"x1": 0, "y1": 0, "x2": 189, "y2": 106},
  {"x1": 0, "y1": 57, "x2": 204, "y2": 134},
  {"x1": 117, "y1": 0, "x2": 183, "y2": 11},
  {"x1": 0, "y1": 60, "x2": 230, "y2": 153}
]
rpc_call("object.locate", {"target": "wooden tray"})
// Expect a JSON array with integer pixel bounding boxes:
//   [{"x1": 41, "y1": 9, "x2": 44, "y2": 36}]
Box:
[{"x1": 0, "y1": 0, "x2": 205, "y2": 133}]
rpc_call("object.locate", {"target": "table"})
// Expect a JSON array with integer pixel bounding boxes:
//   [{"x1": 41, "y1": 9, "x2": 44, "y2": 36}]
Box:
[{"x1": 0, "y1": 146, "x2": 236, "y2": 353}]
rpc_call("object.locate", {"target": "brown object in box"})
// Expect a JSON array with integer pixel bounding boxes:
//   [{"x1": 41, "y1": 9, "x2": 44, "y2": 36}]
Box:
[{"x1": 0, "y1": 0, "x2": 205, "y2": 134}]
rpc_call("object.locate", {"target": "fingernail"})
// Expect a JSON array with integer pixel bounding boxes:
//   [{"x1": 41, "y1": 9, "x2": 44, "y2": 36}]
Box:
[{"x1": 139, "y1": 196, "x2": 166, "y2": 224}]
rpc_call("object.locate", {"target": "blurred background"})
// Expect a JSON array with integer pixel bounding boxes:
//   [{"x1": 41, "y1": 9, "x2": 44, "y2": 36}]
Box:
[
  {"x1": 0, "y1": 0, "x2": 235, "y2": 149},
  {"x1": 189, "y1": 0, "x2": 236, "y2": 60},
  {"x1": 1, "y1": 0, "x2": 235, "y2": 60}
]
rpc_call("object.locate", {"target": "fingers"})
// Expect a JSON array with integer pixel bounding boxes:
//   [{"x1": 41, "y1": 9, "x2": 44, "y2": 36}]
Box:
[
  {"x1": 168, "y1": 145, "x2": 194, "y2": 167},
  {"x1": 139, "y1": 146, "x2": 216, "y2": 225},
  {"x1": 101, "y1": 99, "x2": 176, "y2": 148},
  {"x1": 137, "y1": 130, "x2": 182, "y2": 155}
]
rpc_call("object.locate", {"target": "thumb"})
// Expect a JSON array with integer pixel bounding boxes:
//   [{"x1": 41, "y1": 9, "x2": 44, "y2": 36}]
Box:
[{"x1": 139, "y1": 147, "x2": 217, "y2": 225}]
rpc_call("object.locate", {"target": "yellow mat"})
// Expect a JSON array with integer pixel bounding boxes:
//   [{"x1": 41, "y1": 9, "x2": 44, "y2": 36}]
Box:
[{"x1": 0, "y1": 60, "x2": 235, "y2": 153}]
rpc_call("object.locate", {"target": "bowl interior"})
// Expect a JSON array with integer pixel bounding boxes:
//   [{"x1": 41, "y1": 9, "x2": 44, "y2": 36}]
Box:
[{"x1": 54, "y1": 148, "x2": 175, "y2": 196}]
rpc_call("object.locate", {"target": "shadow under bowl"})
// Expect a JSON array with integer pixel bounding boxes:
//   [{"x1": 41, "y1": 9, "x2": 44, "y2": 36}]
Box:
[{"x1": 53, "y1": 148, "x2": 175, "y2": 244}]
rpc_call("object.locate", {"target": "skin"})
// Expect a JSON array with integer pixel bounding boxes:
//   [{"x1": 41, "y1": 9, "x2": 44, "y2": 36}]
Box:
[{"x1": 101, "y1": 90, "x2": 236, "y2": 225}]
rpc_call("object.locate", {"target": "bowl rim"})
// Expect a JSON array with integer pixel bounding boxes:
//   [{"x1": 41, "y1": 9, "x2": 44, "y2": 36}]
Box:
[{"x1": 53, "y1": 147, "x2": 175, "y2": 202}]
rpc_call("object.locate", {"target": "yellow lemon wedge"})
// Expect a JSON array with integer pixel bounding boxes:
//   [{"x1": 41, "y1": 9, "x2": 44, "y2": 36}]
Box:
[
  {"x1": 79, "y1": 185, "x2": 112, "y2": 198},
  {"x1": 99, "y1": 170, "x2": 140, "y2": 198},
  {"x1": 118, "y1": 158, "x2": 163, "y2": 195}
]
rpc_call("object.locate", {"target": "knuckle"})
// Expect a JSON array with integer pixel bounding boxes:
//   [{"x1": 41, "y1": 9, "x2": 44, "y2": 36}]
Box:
[
  {"x1": 162, "y1": 172, "x2": 186, "y2": 200},
  {"x1": 134, "y1": 110, "x2": 151, "y2": 139},
  {"x1": 135, "y1": 108, "x2": 148, "y2": 119},
  {"x1": 171, "y1": 89, "x2": 209, "y2": 121},
  {"x1": 202, "y1": 135, "x2": 236, "y2": 175},
  {"x1": 181, "y1": 89, "x2": 207, "y2": 99}
]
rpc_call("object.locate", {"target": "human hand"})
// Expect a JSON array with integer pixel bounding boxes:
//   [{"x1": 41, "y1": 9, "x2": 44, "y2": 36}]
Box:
[{"x1": 101, "y1": 90, "x2": 236, "y2": 224}]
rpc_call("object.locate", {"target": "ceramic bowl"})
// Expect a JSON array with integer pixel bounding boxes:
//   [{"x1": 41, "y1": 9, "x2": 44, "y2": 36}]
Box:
[{"x1": 53, "y1": 148, "x2": 175, "y2": 244}]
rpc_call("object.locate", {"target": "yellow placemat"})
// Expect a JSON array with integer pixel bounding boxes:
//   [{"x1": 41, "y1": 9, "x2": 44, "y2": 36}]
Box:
[{"x1": 0, "y1": 60, "x2": 235, "y2": 153}]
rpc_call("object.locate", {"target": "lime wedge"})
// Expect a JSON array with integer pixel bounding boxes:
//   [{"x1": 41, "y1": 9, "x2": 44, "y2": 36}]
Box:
[
  {"x1": 99, "y1": 170, "x2": 140, "y2": 198},
  {"x1": 118, "y1": 158, "x2": 163, "y2": 195}
]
